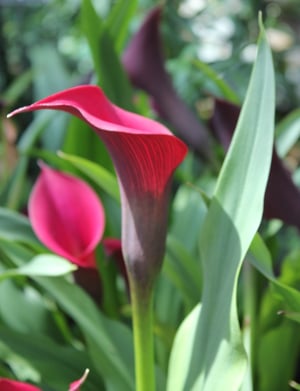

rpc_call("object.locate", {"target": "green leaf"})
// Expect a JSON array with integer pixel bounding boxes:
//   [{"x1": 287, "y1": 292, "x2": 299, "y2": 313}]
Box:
[
  {"x1": 251, "y1": 243, "x2": 300, "y2": 391},
  {"x1": 81, "y1": 0, "x2": 133, "y2": 109},
  {"x1": 106, "y1": 0, "x2": 138, "y2": 53},
  {"x1": 249, "y1": 235, "x2": 300, "y2": 322},
  {"x1": 0, "y1": 241, "x2": 134, "y2": 391},
  {"x1": 1, "y1": 112, "x2": 53, "y2": 209},
  {"x1": 192, "y1": 59, "x2": 240, "y2": 104},
  {"x1": 97, "y1": 29, "x2": 133, "y2": 109},
  {"x1": 0, "y1": 327, "x2": 104, "y2": 391},
  {"x1": 275, "y1": 108, "x2": 300, "y2": 157},
  {"x1": 0, "y1": 208, "x2": 42, "y2": 249},
  {"x1": 167, "y1": 304, "x2": 201, "y2": 388},
  {"x1": 63, "y1": 116, "x2": 115, "y2": 172},
  {"x1": 164, "y1": 236, "x2": 202, "y2": 310},
  {"x1": 58, "y1": 151, "x2": 120, "y2": 202},
  {"x1": 81, "y1": 0, "x2": 103, "y2": 80},
  {"x1": 171, "y1": 185, "x2": 207, "y2": 253},
  {"x1": 0, "y1": 255, "x2": 77, "y2": 282},
  {"x1": 168, "y1": 18, "x2": 275, "y2": 391},
  {"x1": 2, "y1": 70, "x2": 33, "y2": 105},
  {"x1": 0, "y1": 279, "x2": 58, "y2": 335}
]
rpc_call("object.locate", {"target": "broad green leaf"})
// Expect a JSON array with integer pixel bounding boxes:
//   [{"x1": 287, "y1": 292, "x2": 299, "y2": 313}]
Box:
[
  {"x1": 63, "y1": 117, "x2": 114, "y2": 173},
  {"x1": 30, "y1": 44, "x2": 72, "y2": 151},
  {"x1": 0, "y1": 255, "x2": 77, "y2": 282},
  {"x1": 256, "y1": 317, "x2": 300, "y2": 391},
  {"x1": 0, "y1": 279, "x2": 59, "y2": 336},
  {"x1": 275, "y1": 108, "x2": 300, "y2": 157},
  {"x1": 0, "y1": 327, "x2": 103, "y2": 391},
  {"x1": 0, "y1": 241, "x2": 134, "y2": 391},
  {"x1": 164, "y1": 235, "x2": 202, "y2": 310},
  {"x1": 81, "y1": 0, "x2": 103, "y2": 80},
  {"x1": 81, "y1": 0, "x2": 133, "y2": 109},
  {"x1": 168, "y1": 18, "x2": 275, "y2": 391},
  {"x1": 0, "y1": 340, "x2": 40, "y2": 383},
  {"x1": 97, "y1": 29, "x2": 133, "y2": 109},
  {"x1": 0, "y1": 208, "x2": 42, "y2": 249},
  {"x1": 58, "y1": 151, "x2": 120, "y2": 202},
  {"x1": 168, "y1": 304, "x2": 201, "y2": 382},
  {"x1": 249, "y1": 235, "x2": 300, "y2": 321},
  {"x1": 171, "y1": 185, "x2": 207, "y2": 253},
  {"x1": 106, "y1": 0, "x2": 138, "y2": 53}
]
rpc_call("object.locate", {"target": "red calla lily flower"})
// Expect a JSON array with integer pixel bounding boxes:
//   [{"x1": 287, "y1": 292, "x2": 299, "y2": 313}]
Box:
[
  {"x1": 29, "y1": 163, "x2": 105, "y2": 268},
  {"x1": 210, "y1": 98, "x2": 300, "y2": 230},
  {"x1": 0, "y1": 379, "x2": 40, "y2": 391},
  {"x1": 0, "y1": 370, "x2": 88, "y2": 391},
  {"x1": 69, "y1": 369, "x2": 90, "y2": 391},
  {"x1": 122, "y1": 6, "x2": 211, "y2": 161},
  {"x1": 8, "y1": 85, "x2": 187, "y2": 287}
]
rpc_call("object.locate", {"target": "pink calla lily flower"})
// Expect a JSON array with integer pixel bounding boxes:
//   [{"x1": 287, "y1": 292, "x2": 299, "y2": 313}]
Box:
[
  {"x1": 69, "y1": 369, "x2": 90, "y2": 391},
  {"x1": 8, "y1": 85, "x2": 187, "y2": 288},
  {"x1": 0, "y1": 370, "x2": 88, "y2": 391},
  {"x1": 122, "y1": 6, "x2": 211, "y2": 161},
  {"x1": 0, "y1": 379, "x2": 40, "y2": 391},
  {"x1": 29, "y1": 163, "x2": 105, "y2": 268}
]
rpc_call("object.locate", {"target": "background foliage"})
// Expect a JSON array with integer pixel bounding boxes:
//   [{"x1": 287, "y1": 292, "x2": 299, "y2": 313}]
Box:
[{"x1": 1, "y1": 0, "x2": 300, "y2": 390}]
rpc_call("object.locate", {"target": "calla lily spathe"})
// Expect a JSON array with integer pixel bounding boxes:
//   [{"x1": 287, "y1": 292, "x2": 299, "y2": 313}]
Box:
[
  {"x1": 0, "y1": 379, "x2": 40, "y2": 391},
  {"x1": 29, "y1": 163, "x2": 105, "y2": 268},
  {"x1": 0, "y1": 372, "x2": 88, "y2": 391},
  {"x1": 8, "y1": 85, "x2": 187, "y2": 288}
]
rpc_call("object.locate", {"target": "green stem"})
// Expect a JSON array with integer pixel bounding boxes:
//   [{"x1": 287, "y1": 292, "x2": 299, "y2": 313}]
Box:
[{"x1": 130, "y1": 278, "x2": 155, "y2": 391}]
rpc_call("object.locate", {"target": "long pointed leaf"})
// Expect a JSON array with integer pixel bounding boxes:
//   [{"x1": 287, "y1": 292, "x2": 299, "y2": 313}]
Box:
[{"x1": 168, "y1": 17, "x2": 275, "y2": 391}]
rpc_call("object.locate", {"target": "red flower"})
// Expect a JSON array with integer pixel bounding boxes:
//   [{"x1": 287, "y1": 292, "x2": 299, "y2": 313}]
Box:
[
  {"x1": 69, "y1": 369, "x2": 90, "y2": 391},
  {"x1": 0, "y1": 379, "x2": 40, "y2": 391},
  {"x1": 29, "y1": 163, "x2": 105, "y2": 268},
  {"x1": 0, "y1": 371, "x2": 89, "y2": 391},
  {"x1": 9, "y1": 85, "x2": 187, "y2": 286}
]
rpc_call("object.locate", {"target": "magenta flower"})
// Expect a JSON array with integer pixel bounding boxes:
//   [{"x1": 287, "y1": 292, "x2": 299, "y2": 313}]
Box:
[
  {"x1": 0, "y1": 371, "x2": 88, "y2": 391},
  {"x1": 29, "y1": 163, "x2": 105, "y2": 268},
  {"x1": 122, "y1": 6, "x2": 211, "y2": 161},
  {"x1": 8, "y1": 85, "x2": 187, "y2": 288},
  {"x1": 0, "y1": 379, "x2": 40, "y2": 391},
  {"x1": 69, "y1": 369, "x2": 90, "y2": 391}
]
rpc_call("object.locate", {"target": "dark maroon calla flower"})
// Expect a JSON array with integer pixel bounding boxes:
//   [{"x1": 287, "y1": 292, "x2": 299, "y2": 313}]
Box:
[
  {"x1": 210, "y1": 98, "x2": 300, "y2": 230},
  {"x1": 122, "y1": 6, "x2": 211, "y2": 161},
  {"x1": 29, "y1": 163, "x2": 105, "y2": 268},
  {"x1": 8, "y1": 85, "x2": 187, "y2": 288},
  {"x1": 0, "y1": 379, "x2": 40, "y2": 391}
]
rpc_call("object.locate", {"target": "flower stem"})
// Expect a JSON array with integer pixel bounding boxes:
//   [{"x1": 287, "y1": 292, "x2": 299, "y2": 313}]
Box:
[{"x1": 129, "y1": 278, "x2": 155, "y2": 391}]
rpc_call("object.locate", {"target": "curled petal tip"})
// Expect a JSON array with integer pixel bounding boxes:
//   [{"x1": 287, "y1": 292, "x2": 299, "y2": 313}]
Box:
[{"x1": 69, "y1": 369, "x2": 90, "y2": 391}]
